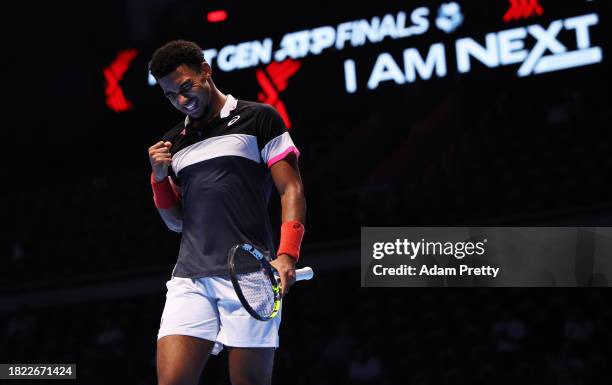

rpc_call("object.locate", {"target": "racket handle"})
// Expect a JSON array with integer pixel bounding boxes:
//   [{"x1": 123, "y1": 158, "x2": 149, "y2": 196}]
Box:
[{"x1": 296, "y1": 267, "x2": 314, "y2": 281}]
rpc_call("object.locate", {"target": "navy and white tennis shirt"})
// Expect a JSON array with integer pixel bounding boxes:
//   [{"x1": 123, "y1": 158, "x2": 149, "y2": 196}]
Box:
[{"x1": 162, "y1": 94, "x2": 299, "y2": 278}]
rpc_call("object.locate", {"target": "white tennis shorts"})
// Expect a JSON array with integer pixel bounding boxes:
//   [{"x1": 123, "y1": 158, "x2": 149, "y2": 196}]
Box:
[{"x1": 157, "y1": 275, "x2": 282, "y2": 355}]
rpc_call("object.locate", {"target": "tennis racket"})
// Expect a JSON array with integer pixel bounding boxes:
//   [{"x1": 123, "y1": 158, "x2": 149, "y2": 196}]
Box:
[{"x1": 228, "y1": 242, "x2": 314, "y2": 321}]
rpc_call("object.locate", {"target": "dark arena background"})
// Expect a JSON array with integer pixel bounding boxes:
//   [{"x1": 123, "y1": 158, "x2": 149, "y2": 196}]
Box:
[{"x1": 4, "y1": 0, "x2": 612, "y2": 384}]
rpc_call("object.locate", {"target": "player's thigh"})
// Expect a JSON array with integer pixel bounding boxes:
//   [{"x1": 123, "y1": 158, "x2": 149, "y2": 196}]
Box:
[
  {"x1": 156, "y1": 276, "x2": 220, "y2": 385},
  {"x1": 157, "y1": 335, "x2": 215, "y2": 385},
  {"x1": 227, "y1": 347, "x2": 275, "y2": 385}
]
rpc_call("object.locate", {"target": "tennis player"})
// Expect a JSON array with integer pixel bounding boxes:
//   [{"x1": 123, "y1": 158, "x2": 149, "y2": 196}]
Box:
[{"x1": 147, "y1": 40, "x2": 306, "y2": 385}]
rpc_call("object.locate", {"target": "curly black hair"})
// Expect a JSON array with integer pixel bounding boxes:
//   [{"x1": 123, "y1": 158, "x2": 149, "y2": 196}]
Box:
[{"x1": 149, "y1": 40, "x2": 205, "y2": 80}]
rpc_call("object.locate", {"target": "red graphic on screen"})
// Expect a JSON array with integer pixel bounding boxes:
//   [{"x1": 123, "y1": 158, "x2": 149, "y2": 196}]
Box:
[
  {"x1": 503, "y1": 0, "x2": 543, "y2": 22},
  {"x1": 256, "y1": 59, "x2": 301, "y2": 129},
  {"x1": 104, "y1": 49, "x2": 138, "y2": 112},
  {"x1": 207, "y1": 10, "x2": 228, "y2": 23}
]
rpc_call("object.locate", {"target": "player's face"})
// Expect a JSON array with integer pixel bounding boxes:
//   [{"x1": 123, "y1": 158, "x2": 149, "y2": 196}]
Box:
[{"x1": 158, "y1": 63, "x2": 212, "y2": 119}]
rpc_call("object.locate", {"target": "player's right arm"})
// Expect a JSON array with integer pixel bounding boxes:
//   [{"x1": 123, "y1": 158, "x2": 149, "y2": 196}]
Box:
[{"x1": 148, "y1": 141, "x2": 183, "y2": 233}]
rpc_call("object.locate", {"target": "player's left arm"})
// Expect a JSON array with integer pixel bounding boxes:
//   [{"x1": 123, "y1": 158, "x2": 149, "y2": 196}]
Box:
[{"x1": 270, "y1": 153, "x2": 306, "y2": 296}]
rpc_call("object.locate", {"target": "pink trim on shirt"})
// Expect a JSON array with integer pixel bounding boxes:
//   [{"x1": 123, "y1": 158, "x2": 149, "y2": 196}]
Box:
[{"x1": 267, "y1": 146, "x2": 300, "y2": 168}]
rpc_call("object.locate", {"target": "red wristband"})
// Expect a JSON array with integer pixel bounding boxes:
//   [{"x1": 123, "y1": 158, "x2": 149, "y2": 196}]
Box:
[
  {"x1": 151, "y1": 173, "x2": 179, "y2": 209},
  {"x1": 277, "y1": 221, "x2": 305, "y2": 262}
]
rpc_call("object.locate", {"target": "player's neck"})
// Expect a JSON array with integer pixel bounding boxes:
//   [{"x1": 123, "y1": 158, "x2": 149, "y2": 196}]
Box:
[
  {"x1": 192, "y1": 90, "x2": 227, "y2": 129},
  {"x1": 208, "y1": 91, "x2": 228, "y2": 122}
]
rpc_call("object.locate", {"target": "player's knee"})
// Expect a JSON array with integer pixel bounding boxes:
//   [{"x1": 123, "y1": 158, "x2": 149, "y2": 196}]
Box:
[
  {"x1": 157, "y1": 373, "x2": 199, "y2": 385},
  {"x1": 230, "y1": 372, "x2": 270, "y2": 385},
  {"x1": 157, "y1": 366, "x2": 201, "y2": 385}
]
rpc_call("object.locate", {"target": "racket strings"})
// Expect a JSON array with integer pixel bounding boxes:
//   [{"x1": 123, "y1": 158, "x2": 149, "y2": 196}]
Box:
[{"x1": 236, "y1": 269, "x2": 276, "y2": 318}]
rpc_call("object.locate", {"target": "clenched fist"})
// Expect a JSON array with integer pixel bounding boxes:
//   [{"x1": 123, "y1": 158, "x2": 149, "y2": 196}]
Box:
[{"x1": 148, "y1": 141, "x2": 173, "y2": 182}]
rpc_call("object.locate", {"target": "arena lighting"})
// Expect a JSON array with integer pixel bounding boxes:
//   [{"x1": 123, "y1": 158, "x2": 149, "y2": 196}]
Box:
[{"x1": 207, "y1": 10, "x2": 228, "y2": 23}]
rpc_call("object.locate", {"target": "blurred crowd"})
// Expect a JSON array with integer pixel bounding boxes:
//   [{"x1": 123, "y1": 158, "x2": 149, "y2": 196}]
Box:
[{"x1": 1, "y1": 269, "x2": 610, "y2": 385}]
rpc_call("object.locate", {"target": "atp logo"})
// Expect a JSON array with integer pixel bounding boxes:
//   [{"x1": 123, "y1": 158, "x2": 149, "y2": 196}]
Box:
[
  {"x1": 256, "y1": 59, "x2": 301, "y2": 129},
  {"x1": 504, "y1": 0, "x2": 544, "y2": 23},
  {"x1": 104, "y1": 49, "x2": 138, "y2": 112},
  {"x1": 435, "y1": 2, "x2": 464, "y2": 33}
]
